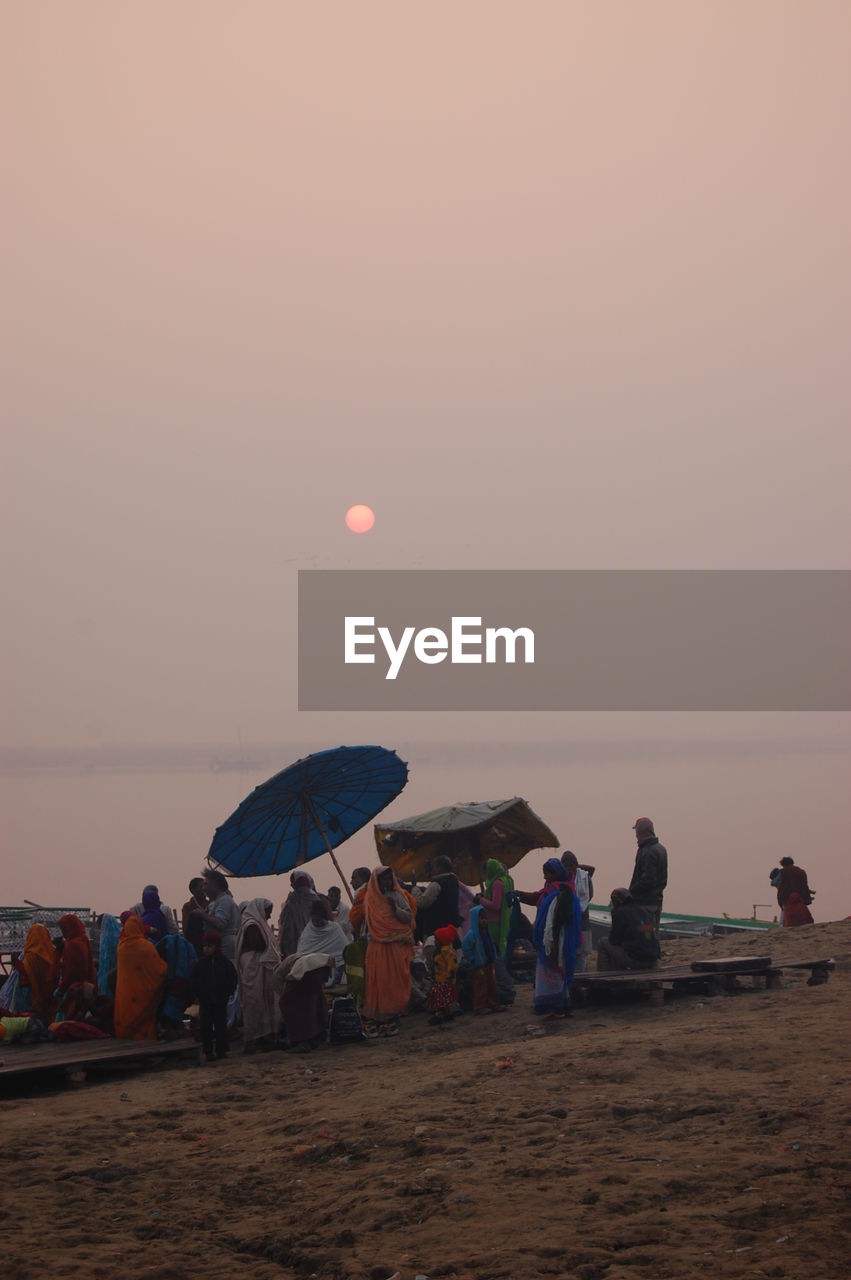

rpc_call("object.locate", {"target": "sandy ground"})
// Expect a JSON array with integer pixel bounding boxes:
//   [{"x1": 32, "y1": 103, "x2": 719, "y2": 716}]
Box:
[{"x1": 2, "y1": 920, "x2": 850, "y2": 1280}]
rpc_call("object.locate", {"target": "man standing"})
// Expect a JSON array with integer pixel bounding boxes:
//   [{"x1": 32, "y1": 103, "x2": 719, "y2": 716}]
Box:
[
  {"x1": 628, "y1": 817, "x2": 668, "y2": 935},
  {"x1": 414, "y1": 854, "x2": 461, "y2": 941},
  {"x1": 776, "y1": 857, "x2": 815, "y2": 916},
  {"x1": 181, "y1": 877, "x2": 209, "y2": 955},
  {"x1": 196, "y1": 869, "x2": 242, "y2": 964},
  {"x1": 596, "y1": 888, "x2": 660, "y2": 971}
]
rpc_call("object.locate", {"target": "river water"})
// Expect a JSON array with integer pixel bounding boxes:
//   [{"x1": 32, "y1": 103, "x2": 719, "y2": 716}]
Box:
[{"x1": 2, "y1": 740, "x2": 847, "y2": 922}]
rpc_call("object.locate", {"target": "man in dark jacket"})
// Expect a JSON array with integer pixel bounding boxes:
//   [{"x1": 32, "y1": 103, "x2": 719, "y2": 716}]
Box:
[
  {"x1": 628, "y1": 817, "x2": 668, "y2": 934},
  {"x1": 597, "y1": 888, "x2": 660, "y2": 971},
  {"x1": 776, "y1": 857, "x2": 814, "y2": 913},
  {"x1": 414, "y1": 855, "x2": 461, "y2": 941},
  {"x1": 181, "y1": 877, "x2": 209, "y2": 956}
]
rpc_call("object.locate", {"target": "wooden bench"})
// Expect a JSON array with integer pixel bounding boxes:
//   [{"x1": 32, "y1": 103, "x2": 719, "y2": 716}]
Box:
[
  {"x1": 572, "y1": 964, "x2": 768, "y2": 1006},
  {"x1": 770, "y1": 957, "x2": 836, "y2": 986},
  {"x1": 572, "y1": 955, "x2": 835, "y2": 1006}
]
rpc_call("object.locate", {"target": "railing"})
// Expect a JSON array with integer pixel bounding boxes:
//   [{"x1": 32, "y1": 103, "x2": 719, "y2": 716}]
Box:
[{"x1": 0, "y1": 905, "x2": 99, "y2": 972}]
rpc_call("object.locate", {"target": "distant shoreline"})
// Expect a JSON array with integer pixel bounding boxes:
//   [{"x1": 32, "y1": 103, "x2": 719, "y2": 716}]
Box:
[{"x1": 1, "y1": 737, "x2": 849, "y2": 777}]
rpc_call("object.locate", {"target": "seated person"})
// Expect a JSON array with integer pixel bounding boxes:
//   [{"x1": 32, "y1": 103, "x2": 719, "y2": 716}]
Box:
[
  {"x1": 596, "y1": 888, "x2": 660, "y2": 972},
  {"x1": 296, "y1": 901, "x2": 350, "y2": 985}
]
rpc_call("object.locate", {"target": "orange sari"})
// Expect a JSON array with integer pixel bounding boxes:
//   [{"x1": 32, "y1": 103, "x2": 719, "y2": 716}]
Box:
[
  {"x1": 114, "y1": 916, "x2": 167, "y2": 1040},
  {"x1": 361, "y1": 868, "x2": 416, "y2": 1022},
  {"x1": 23, "y1": 924, "x2": 58, "y2": 1020}
]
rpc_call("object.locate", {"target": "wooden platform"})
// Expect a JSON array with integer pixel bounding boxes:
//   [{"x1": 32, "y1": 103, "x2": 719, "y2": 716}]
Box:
[
  {"x1": 573, "y1": 956, "x2": 835, "y2": 1006},
  {"x1": 0, "y1": 1036, "x2": 200, "y2": 1082}
]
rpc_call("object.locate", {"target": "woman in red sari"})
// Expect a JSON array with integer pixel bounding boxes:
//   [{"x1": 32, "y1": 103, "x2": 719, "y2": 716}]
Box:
[
  {"x1": 56, "y1": 915, "x2": 95, "y2": 995},
  {"x1": 782, "y1": 892, "x2": 814, "y2": 928}
]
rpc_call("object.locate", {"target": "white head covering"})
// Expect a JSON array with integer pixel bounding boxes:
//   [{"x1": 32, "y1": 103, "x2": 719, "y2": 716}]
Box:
[{"x1": 236, "y1": 897, "x2": 280, "y2": 968}]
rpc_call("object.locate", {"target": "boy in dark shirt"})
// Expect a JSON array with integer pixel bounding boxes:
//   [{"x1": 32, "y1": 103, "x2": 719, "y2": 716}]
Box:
[{"x1": 190, "y1": 931, "x2": 238, "y2": 1062}]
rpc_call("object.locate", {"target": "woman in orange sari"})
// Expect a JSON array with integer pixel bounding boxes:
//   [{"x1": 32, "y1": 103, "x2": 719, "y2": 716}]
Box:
[
  {"x1": 114, "y1": 915, "x2": 167, "y2": 1040},
  {"x1": 17, "y1": 924, "x2": 58, "y2": 1020},
  {"x1": 361, "y1": 866, "x2": 416, "y2": 1038}
]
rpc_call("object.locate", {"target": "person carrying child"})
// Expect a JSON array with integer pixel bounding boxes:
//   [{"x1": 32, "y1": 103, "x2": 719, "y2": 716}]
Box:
[
  {"x1": 428, "y1": 924, "x2": 460, "y2": 1025},
  {"x1": 462, "y1": 906, "x2": 503, "y2": 1015},
  {"x1": 191, "y1": 931, "x2": 238, "y2": 1063}
]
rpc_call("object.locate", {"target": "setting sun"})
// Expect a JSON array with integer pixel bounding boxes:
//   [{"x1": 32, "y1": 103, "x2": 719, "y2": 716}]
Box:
[{"x1": 345, "y1": 504, "x2": 375, "y2": 533}]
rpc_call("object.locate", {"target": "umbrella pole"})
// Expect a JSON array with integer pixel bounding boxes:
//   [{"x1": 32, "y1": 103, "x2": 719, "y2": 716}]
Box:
[{"x1": 306, "y1": 800, "x2": 355, "y2": 903}]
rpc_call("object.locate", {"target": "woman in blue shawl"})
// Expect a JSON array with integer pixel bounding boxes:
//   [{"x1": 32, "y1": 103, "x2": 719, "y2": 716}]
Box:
[
  {"x1": 532, "y1": 858, "x2": 582, "y2": 1018},
  {"x1": 461, "y1": 905, "x2": 502, "y2": 1013},
  {"x1": 98, "y1": 913, "x2": 121, "y2": 996},
  {"x1": 156, "y1": 934, "x2": 197, "y2": 1026}
]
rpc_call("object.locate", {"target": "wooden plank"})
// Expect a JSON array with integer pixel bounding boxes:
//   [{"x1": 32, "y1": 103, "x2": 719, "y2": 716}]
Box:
[
  {"x1": 690, "y1": 956, "x2": 773, "y2": 973},
  {"x1": 773, "y1": 957, "x2": 835, "y2": 971},
  {"x1": 574, "y1": 963, "x2": 783, "y2": 989},
  {"x1": 0, "y1": 1037, "x2": 198, "y2": 1080},
  {"x1": 575, "y1": 966, "x2": 695, "y2": 986}
]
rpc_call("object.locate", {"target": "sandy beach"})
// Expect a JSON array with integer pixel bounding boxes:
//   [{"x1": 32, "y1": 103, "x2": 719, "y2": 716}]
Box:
[{"x1": 3, "y1": 919, "x2": 849, "y2": 1280}]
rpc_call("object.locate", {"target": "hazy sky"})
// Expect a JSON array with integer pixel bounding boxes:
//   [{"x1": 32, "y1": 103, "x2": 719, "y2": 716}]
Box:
[{"x1": 2, "y1": 6, "x2": 849, "y2": 911}]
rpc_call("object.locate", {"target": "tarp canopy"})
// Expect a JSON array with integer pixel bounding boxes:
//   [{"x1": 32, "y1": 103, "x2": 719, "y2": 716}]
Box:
[{"x1": 375, "y1": 797, "x2": 558, "y2": 886}]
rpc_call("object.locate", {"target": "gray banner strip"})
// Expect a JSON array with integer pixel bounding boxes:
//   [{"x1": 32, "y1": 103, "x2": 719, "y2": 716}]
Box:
[{"x1": 298, "y1": 570, "x2": 851, "y2": 711}]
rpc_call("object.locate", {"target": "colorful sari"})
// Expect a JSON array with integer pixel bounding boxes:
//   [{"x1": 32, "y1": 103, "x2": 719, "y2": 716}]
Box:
[
  {"x1": 480, "y1": 859, "x2": 514, "y2": 956},
  {"x1": 157, "y1": 934, "x2": 198, "y2": 1023},
  {"x1": 783, "y1": 892, "x2": 814, "y2": 927},
  {"x1": 139, "y1": 888, "x2": 170, "y2": 943},
  {"x1": 21, "y1": 924, "x2": 58, "y2": 1020},
  {"x1": 532, "y1": 865, "x2": 582, "y2": 1016},
  {"x1": 114, "y1": 915, "x2": 167, "y2": 1040},
  {"x1": 98, "y1": 914, "x2": 121, "y2": 996},
  {"x1": 57, "y1": 915, "x2": 95, "y2": 992},
  {"x1": 361, "y1": 867, "x2": 416, "y2": 1024}
]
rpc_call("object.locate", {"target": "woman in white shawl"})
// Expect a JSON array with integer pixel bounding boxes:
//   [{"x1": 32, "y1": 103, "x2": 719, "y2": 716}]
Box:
[
  {"x1": 236, "y1": 898, "x2": 282, "y2": 1051},
  {"x1": 296, "y1": 900, "x2": 350, "y2": 984},
  {"x1": 274, "y1": 952, "x2": 333, "y2": 1050}
]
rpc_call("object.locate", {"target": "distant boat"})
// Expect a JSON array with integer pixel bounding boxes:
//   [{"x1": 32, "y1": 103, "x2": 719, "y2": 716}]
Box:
[
  {"x1": 209, "y1": 757, "x2": 262, "y2": 774},
  {"x1": 587, "y1": 906, "x2": 776, "y2": 946}
]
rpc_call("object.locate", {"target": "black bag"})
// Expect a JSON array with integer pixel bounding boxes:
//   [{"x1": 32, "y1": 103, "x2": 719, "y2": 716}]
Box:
[{"x1": 327, "y1": 995, "x2": 366, "y2": 1044}]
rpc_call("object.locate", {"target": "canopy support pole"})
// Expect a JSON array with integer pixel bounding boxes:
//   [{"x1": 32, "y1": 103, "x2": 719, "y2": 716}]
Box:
[{"x1": 305, "y1": 798, "x2": 355, "y2": 902}]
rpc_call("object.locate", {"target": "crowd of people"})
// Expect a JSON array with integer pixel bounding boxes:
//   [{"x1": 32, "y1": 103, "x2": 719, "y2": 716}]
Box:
[{"x1": 0, "y1": 819, "x2": 817, "y2": 1055}]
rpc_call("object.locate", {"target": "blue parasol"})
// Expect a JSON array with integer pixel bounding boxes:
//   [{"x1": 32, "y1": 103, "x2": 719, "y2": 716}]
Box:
[{"x1": 207, "y1": 745, "x2": 408, "y2": 900}]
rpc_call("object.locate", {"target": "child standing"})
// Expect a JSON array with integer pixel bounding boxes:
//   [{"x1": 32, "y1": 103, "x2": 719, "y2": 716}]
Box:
[
  {"x1": 427, "y1": 925, "x2": 460, "y2": 1024},
  {"x1": 462, "y1": 906, "x2": 502, "y2": 1014},
  {"x1": 191, "y1": 931, "x2": 238, "y2": 1062}
]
